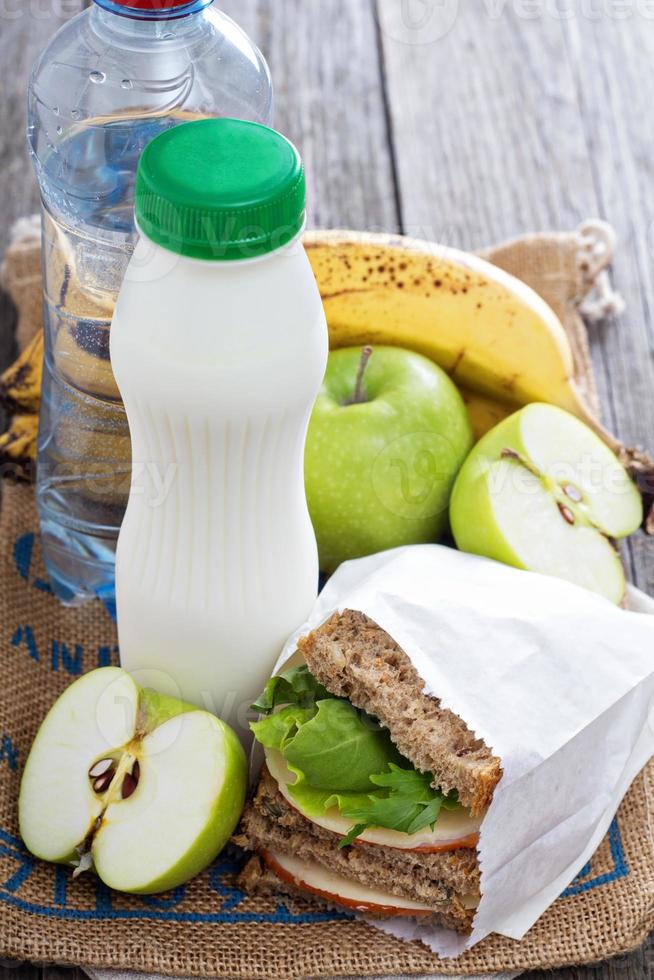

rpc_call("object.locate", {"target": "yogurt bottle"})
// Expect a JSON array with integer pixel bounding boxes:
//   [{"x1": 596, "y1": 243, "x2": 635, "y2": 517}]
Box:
[{"x1": 110, "y1": 119, "x2": 328, "y2": 738}]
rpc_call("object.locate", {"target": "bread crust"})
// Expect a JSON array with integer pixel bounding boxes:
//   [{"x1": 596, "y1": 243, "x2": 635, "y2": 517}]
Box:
[{"x1": 298, "y1": 609, "x2": 502, "y2": 814}]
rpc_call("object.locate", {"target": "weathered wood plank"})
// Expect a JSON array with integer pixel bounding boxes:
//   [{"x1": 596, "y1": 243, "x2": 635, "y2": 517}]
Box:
[
  {"x1": 525, "y1": 942, "x2": 654, "y2": 980},
  {"x1": 40, "y1": 966, "x2": 89, "y2": 980},
  {"x1": 40, "y1": 966, "x2": 87, "y2": 980},
  {"x1": 220, "y1": 0, "x2": 400, "y2": 233},
  {"x1": 561, "y1": 13, "x2": 654, "y2": 595},
  {"x1": 0, "y1": 964, "x2": 39, "y2": 980},
  {"x1": 375, "y1": 2, "x2": 596, "y2": 244}
]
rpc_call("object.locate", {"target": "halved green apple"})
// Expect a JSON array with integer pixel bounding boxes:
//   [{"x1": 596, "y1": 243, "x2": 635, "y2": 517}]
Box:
[
  {"x1": 450, "y1": 403, "x2": 643, "y2": 604},
  {"x1": 18, "y1": 667, "x2": 247, "y2": 894}
]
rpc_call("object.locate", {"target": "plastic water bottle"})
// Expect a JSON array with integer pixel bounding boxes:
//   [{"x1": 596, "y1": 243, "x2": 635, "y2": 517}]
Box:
[{"x1": 27, "y1": 0, "x2": 273, "y2": 605}]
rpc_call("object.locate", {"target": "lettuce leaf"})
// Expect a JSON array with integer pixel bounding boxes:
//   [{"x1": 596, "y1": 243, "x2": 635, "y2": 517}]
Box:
[
  {"x1": 250, "y1": 703, "x2": 316, "y2": 752},
  {"x1": 251, "y1": 664, "x2": 330, "y2": 714},
  {"x1": 282, "y1": 772, "x2": 374, "y2": 822},
  {"x1": 337, "y1": 764, "x2": 459, "y2": 846},
  {"x1": 251, "y1": 699, "x2": 403, "y2": 792},
  {"x1": 284, "y1": 699, "x2": 405, "y2": 792},
  {"x1": 250, "y1": 666, "x2": 460, "y2": 846}
]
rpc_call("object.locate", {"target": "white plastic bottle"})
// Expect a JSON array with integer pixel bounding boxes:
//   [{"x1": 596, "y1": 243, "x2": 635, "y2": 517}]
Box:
[{"x1": 110, "y1": 119, "x2": 328, "y2": 739}]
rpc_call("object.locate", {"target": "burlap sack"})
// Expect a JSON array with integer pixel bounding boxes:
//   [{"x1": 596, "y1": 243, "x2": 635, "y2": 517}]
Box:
[{"x1": 0, "y1": 223, "x2": 652, "y2": 979}]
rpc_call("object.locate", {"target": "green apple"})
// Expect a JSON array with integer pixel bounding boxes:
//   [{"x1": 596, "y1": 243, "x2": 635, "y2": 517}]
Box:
[
  {"x1": 18, "y1": 667, "x2": 247, "y2": 894},
  {"x1": 450, "y1": 403, "x2": 643, "y2": 603},
  {"x1": 305, "y1": 345, "x2": 473, "y2": 572}
]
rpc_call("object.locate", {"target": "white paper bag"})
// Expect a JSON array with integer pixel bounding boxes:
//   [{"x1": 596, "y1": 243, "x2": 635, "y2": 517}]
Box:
[{"x1": 273, "y1": 545, "x2": 654, "y2": 957}]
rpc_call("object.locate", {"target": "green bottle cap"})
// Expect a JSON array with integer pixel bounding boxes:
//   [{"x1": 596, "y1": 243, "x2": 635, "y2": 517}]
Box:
[{"x1": 135, "y1": 118, "x2": 305, "y2": 261}]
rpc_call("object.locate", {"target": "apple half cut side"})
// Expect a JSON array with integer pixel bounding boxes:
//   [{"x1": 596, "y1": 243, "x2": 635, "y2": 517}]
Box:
[
  {"x1": 450, "y1": 403, "x2": 643, "y2": 604},
  {"x1": 18, "y1": 667, "x2": 247, "y2": 894},
  {"x1": 265, "y1": 748, "x2": 482, "y2": 852}
]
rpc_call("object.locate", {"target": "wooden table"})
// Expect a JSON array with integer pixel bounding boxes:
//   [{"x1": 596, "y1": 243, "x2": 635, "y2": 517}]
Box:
[{"x1": 1, "y1": 2, "x2": 653, "y2": 980}]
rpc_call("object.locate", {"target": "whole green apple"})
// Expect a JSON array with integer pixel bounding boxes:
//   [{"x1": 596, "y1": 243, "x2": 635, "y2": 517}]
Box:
[
  {"x1": 18, "y1": 667, "x2": 247, "y2": 894},
  {"x1": 449, "y1": 402, "x2": 643, "y2": 603},
  {"x1": 305, "y1": 345, "x2": 473, "y2": 572}
]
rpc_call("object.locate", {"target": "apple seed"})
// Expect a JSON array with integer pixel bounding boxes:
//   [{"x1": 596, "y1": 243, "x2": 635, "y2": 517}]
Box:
[
  {"x1": 557, "y1": 502, "x2": 576, "y2": 525},
  {"x1": 121, "y1": 760, "x2": 140, "y2": 799},
  {"x1": 88, "y1": 758, "x2": 114, "y2": 779},
  {"x1": 92, "y1": 769, "x2": 115, "y2": 793},
  {"x1": 563, "y1": 484, "x2": 583, "y2": 503}
]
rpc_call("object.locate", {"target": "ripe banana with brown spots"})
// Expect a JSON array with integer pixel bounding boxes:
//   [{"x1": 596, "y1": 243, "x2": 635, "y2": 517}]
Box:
[
  {"x1": 0, "y1": 331, "x2": 44, "y2": 479},
  {"x1": 0, "y1": 330, "x2": 43, "y2": 416},
  {"x1": 306, "y1": 229, "x2": 590, "y2": 419},
  {"x1": 0, "y1": 413, "x2": 38, "y2": 480}
]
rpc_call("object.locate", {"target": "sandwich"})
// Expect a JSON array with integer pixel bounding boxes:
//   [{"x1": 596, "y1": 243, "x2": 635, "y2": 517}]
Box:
[{"x1": 235, "y1": 609, "x2": 502, "y2": 931}]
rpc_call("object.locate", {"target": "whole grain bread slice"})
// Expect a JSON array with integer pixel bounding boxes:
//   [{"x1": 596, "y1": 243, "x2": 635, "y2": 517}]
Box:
[
  {"x1": 234, "y1": 767, "x2": 479, "y2": 901},
  {"x1": 238, "y1": 854, "x2": 475, "y2": 934},
  {"x1": 298, "y1": 609, "x2": 501, "y2": 814}
]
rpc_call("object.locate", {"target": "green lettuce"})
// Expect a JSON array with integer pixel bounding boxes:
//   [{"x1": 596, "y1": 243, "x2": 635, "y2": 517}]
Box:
[
  {"x1": 251, "y1": 664, "x2": 330, "y2": 714},
  {"x1": 338, "y1": 764, "x2": 459, "y2": 846},
  {"x1": 251, "y1": 665, "x2": 459, "y2": 846}
]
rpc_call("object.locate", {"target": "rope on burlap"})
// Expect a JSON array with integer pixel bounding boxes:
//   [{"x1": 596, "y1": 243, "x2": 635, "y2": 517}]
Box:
[{"x1": 575, "y1": 219, "x2": 626, "y2": 322}]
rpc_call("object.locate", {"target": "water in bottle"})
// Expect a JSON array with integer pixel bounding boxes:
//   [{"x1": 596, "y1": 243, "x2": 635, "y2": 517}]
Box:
[{"x1": 28, "y1": 0, "x2": 273, "y2": 604}]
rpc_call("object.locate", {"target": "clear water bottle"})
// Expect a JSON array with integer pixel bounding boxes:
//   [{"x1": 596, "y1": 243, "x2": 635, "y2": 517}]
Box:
[{"x1": 28, "y1": 0, "x2": 273, "y2": 606}]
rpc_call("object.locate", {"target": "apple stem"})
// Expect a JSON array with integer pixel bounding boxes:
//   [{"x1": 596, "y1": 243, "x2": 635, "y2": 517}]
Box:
[{"x1": 349, "y1": 346, "x2": 373, "y2": 405}]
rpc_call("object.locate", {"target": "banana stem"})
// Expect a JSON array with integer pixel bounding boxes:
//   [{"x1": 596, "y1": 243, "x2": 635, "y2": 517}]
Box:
[{"x1": 349, "y1": 345, "x2": 373, "y2": 405}]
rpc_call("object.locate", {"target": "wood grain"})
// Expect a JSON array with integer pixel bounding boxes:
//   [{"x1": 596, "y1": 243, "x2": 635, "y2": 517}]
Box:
[
  {"x1": 375, "y1": 2, "x2": 596, "y2": 242},
  {"x1": 221, "y1": 0, "x2": 400, "y2": 232},
  {"x1": 561, "y1": 12, "x2": 654, "y2": 596},
  {"x1": 0, "y1": 968, "x2": 85, "y2": 980}
]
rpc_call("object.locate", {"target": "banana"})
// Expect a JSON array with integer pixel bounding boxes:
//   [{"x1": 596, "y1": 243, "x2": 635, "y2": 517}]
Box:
[
  {"x1": 305, "y1": 229, "x2": 583, "y2": 407},
  {"x1": 459, "y1": 388, "x2": 515, "y2": 441},
  {"x1": 0, "y1": 413, "x2": 38, "y2": 480},
  {"x1": 0, "y1": 329, "x2": 43, "y2": 415}
]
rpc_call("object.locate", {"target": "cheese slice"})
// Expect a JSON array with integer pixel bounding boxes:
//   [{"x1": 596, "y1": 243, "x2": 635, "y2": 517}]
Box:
[{"x1": 265, "y1": 747, "x2": 482, "y2": 851}]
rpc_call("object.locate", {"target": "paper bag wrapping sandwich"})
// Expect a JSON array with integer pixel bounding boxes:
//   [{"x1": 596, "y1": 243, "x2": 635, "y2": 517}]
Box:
[{"x1": 271, "y1": 544, "x2": 654, "y2": 957}]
